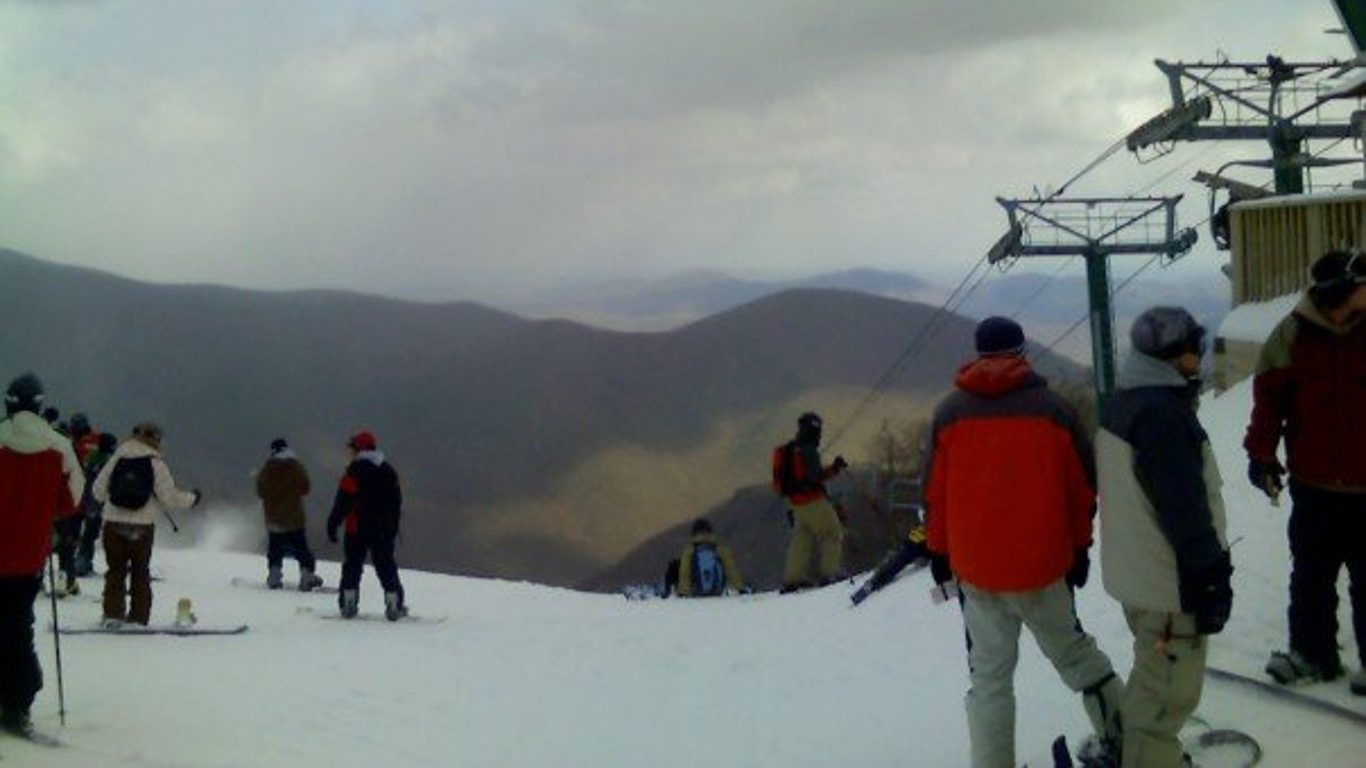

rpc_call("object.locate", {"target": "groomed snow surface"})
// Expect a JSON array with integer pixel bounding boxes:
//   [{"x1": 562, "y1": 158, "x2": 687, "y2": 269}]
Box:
[{"x1": 13, "y1": 379, "x2": 1366, "y2": 767}]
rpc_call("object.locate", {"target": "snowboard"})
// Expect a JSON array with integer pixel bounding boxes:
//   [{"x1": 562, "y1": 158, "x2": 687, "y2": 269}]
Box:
[
  {"x1": 297, "y1": 605, "x2": 447, "y2": 624},
  {"x1": 1205, "y1": 665, "x2": 1366, "y2": 727},
  {"x1": 1049, "y1": 726, "x2": 1262, "y2": 767},
  {"x1": 230, "y1": 576, "x2": 338, "y2": 595},
  {"x1": 58, "y1": 623, "x2": 248, "y2": 636}
]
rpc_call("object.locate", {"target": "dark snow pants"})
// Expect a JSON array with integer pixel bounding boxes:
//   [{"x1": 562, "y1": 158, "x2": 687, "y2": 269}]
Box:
[
  {"x1": 1287, "y1": 481, "x2": 1366, "y2": 667},
  {"x1": 103, "y1": 522, "x2": 156, "y2": 625},
  {"x1": 0, "y1": 576, "x2": 43, "y2": 720},
  {"x1": 340, "y1": 530, "x2": 403, "y2": 604},
  {"x1": 266, "y1": 530, "x2": 317, "y2": 572}
]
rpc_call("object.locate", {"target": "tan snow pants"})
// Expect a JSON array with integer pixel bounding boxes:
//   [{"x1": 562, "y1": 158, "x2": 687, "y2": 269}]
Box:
[
  {"x1": 1120, "y1": 607, "x2": 1207, "y2": 768},
  {"x1": 782, "y1": 497, "x2": 844, "y2": 588}
]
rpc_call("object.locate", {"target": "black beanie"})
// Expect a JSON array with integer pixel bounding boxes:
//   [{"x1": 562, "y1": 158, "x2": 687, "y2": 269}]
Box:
[
  {"x1": 1308, "y1": 250, "x2": 1365, "y2": 310},
  {"x1": 4, "y1": 373, "x2": 45, "y2": 416},
  {"x1": 975, "y1": 316, "x2": 1025, "y2": 357}
]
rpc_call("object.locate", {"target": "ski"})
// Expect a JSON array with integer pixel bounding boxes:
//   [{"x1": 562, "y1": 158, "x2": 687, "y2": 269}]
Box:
[
  {"x1": 229, "y1": 576, "x2": 338, "y2": 595},
  {"x1": 1205, "y1": 666, "x2": 1366, "y2": 727},
  {"x1": 58, "y1": 623, "x2": 248, "y2": 636}
]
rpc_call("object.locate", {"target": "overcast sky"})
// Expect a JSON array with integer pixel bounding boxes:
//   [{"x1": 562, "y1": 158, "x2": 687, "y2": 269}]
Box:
[{"x1": 0, "y1": 1, "x2": 1357, "y2": 303}]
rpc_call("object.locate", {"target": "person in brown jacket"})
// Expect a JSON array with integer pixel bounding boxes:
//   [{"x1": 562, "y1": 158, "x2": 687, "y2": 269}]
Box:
[{"x1": 256, "y1": 438, "x2": 323, "y2": 591}]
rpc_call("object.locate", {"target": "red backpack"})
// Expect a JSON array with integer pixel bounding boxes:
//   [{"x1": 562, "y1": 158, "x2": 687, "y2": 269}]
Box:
[{"x1": 771, "y1": 441, "x2": 798, "y2": 495}]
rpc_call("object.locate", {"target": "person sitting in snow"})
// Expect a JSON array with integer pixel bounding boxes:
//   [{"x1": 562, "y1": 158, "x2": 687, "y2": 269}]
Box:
[
  {"x1": 1244, "y1": 249, "x2": 1366, "y2": 694},
  {"x1": 327, "y1": 431, "x2": 407, "y2": 621},
  {"x1": 91, "y1": 422, "x2": 202, "y2": 628},
  {"x1": 1097, "y1": 307, "x2": 1232, "y2": 767},
  {"x1": 256, "y1": 438, "x2": 324, "y2": 591},
  {"x1": 675, "y1": 518, "x2": 746, "y2": 597}
]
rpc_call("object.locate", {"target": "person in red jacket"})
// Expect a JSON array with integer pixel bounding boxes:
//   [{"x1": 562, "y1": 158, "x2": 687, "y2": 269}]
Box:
[
  {"x1": 0, "y1": 373, "x2": 84, "y2": 738},
  {"x1": 1244, "y1": 249, "x2": 1366, "y2": 692},
  {"x1": 923, "y1": 317, "x2": 1122, "y2": 768}
]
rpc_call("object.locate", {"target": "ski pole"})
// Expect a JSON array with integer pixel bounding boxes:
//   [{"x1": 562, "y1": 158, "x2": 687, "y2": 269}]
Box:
[
  {"x1": 161, "y1": 507, "x2": 180, "y2": 533},
  {"x1": 45, "y1": 554, "x2": 67, "y2": 726}
]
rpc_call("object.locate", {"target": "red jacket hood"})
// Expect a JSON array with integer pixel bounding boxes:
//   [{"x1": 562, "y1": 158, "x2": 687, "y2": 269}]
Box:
[{"x1": 954, "y1": 355, "x2": 1039, "y2": 397}]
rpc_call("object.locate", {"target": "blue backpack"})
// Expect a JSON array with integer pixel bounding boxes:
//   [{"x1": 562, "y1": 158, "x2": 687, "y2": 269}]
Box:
[{"x1": 692, "y1": 542, "x2": 726, "y2": 597}]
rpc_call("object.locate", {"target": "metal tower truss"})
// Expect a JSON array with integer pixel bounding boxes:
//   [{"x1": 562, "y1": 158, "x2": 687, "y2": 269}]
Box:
[
  {"x1": 1127, "y1": 57, "x2": 1364, "y2": 193},
  {"x1": 991, "y1": 195, "x2": 1198, "y2": 404}
]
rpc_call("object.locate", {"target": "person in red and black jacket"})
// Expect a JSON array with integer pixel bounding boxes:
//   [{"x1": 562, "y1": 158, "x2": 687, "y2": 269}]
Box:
[
  {"x1": 0, "y1": 373, "x2": 84, "y2": 738},
  {"x1": 327, "y1": 431, "x2": 407, "y2": 621},
  {"x1": 923, "y1": 317, "x2": 1122, "y2": 768},
  {"x1": 1244, "y1": 249, "x2": 1366, "y2": 691}
]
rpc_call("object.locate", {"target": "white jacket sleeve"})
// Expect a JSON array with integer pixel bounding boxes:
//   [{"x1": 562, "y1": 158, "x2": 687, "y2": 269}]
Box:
[
  {"x1": 60, "y1": 440, "x2": 84, "y2": 511},
  {"x1": 153, "y1": 457, "x2": 198, "y2": 511}
]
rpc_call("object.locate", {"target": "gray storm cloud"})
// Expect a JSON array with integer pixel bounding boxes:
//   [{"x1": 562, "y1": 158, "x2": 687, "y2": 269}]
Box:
[{"x1": 0, "y1": 0, "x2": 1349, "y2": 302}]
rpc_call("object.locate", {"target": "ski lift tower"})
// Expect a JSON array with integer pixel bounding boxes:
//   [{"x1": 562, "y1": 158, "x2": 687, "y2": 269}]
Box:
[
  {"x1": 990, "y1": 196, "x2": 1198, "y2": 407},
  {"x1": 1126, "y1": 56, "x2": 1362, "y2": 195}
]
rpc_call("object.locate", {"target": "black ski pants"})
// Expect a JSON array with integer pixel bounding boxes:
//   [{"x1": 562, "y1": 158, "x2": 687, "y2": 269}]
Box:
[
  {"x1": 266, "y1": 530, "x2": 317, "y2": 572},
  {"x1": 339, "y1": 529, "x2": 403, "y2": 603},
  {"x1": 1287, "y1": 481, "x2": 1366, "y2": 667},
  {"x1": 0, "y1": 575, "x2": 43, "y2": 721}
]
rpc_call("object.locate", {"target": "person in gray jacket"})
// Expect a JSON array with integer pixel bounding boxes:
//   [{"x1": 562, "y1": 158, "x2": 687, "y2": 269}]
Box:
[{"x1": 1096, "y1": 307, "x2": 1233, "y2": 768}]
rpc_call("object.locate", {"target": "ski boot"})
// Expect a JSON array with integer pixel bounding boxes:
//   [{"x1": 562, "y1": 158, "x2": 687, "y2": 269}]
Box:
[
  {"x1": 1350, "y1": 668, "x2": 1366, "y2": 696},
  {"x1": 339, "y1": 589, "x2": 359, "y2": 619},
  {"x1": 1265, "y1": 649, "x2": 1343, "y2": 685},
  {"x1": 266, "y1": 566, "x2": 284, "y2": 590},
  {"x1": 0, "y1": 710, "x2": 34, "y2": 739},
  {"x1": 384, "y1": 592, "x2": 409, "y2": 622},
  {"x1": 298, "y1": 567, "x2": 324, "y2": 592},
  {"x1": 64, "y1": 573, "x2": 80, "y2": 596}
]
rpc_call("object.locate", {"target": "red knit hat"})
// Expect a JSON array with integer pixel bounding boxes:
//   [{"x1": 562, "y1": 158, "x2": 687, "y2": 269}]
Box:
[{"x1": 347, "y1": 431, "x2": 377, "y2": 451}]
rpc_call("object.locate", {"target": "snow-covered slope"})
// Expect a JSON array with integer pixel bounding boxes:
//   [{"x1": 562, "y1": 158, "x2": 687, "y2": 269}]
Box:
[{"x1": 14, "y1": 380, "x2": 1365, "y2": 767}]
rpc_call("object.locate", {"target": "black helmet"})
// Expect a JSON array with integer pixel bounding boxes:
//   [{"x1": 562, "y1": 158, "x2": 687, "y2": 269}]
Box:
[
  {"x1": 97, "y1": 432, "x2": 118, "y2": 453},
  {"x1": 4, "y1": 372, "x2": 45, "y2": 416},
  {"x1": 1308, "y1": 249, "x2": 1366, "y2": 310},
  {"x1": 69, "y1": 412, "x2": 91, "y2": 436},
  {"x1": 797, "y1": 412, "x2": 823, "y2": 432}
]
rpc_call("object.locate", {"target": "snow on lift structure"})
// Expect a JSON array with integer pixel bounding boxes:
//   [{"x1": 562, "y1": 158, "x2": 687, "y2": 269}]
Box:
[{"x1": 990, "y1": 196, "x2": 1198, "y2": 407}]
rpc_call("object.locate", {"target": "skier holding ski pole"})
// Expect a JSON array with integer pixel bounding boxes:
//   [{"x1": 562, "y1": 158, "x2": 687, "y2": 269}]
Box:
[{"x1": 0, "y1": 373, "x2": 84, "y2": 739}]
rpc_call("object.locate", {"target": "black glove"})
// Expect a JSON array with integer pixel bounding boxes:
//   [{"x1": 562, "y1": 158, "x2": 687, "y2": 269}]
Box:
[
  {"x1": 929, "y1": 553, "x2": 953, "y2": 586},
  {"x1": 1246, "y1": 458, "x2": 1285, "y2": 499},
  {"x1": 831, "y1": 456, "x2": 848, "y2": 473},
  {"x1": 1179, "y1": 552, "x2": 1234, "y2": 635},
  {"x1": 191, "y1": 489, "x2": 203, "y2": 508},
  {"x1": 1066, "y1": 548, "x2": 1090, "y2": 589}
]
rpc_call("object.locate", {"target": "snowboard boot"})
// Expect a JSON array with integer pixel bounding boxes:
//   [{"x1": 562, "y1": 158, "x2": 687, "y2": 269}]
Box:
[
  {"x1": 339, "y1": 589, "x2": 359, "y2": 619},
  {"x1": 298, "y1": 567, "x2": 324, "y2": 592},
  {"x1": 1351, "y1": 668, "x2": 1366, "y2": 696},
  {"x1": 384, "y1": 591, "x2": 408, "y2": 622},
  {"x1": 1265, "y1": 649, "x2": 1343, "y2": 685},
  {"x1": 73, "y1": 554, "x2": 93, "y2": 577},
  {"x1": 65, "y1": 573, "x2": 80, "y2": 596},
  {"x1": 1073, "y1": 734, "x2": 1120, "y2": 767},
  {"x1": 101, "y1": 616, "x2": 124, "y2": 630},
  {"x1": 266, "y1": 566, "x2": 284, "y2": 590}
]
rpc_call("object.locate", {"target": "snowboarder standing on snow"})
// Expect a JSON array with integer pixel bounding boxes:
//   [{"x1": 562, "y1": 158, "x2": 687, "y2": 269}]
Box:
[
  {"x1": 91, "y1": 422, "x2": 201, "y2": 628},
  {"x1": 1097, "y1": 307, "x2": 1233, "y2": 767},
  {"x1": 327, "y1": 431, "x2": 407, "y2": 621},
  {"x1": 923, "y1": 317, "x2": 1123, "y2": 768},
  {"x1": 1244, "y1": 249, "x2": 1366, "y2": 693},
  {"x1": 676, "y1": 518, "x2": 746, "y2": 597},
  {"x1": 0, "y1": 373, "x2": 84, "y2": 738},
  {"x1": 255, "y1": 438, "x2": 324, "y2": 591},
  {"x1": 773, "y1": 412, "x2": 848, "y2": 592}
]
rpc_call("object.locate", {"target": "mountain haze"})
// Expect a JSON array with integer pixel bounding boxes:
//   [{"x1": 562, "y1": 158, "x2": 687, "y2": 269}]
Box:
[{"x1": 0, "y1": 249, "x2": 1082, "y2": 586}]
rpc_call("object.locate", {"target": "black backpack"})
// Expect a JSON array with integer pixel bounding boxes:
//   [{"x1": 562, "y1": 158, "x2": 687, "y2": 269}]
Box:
[{"x1": 107, "y1": 456, "x2": 155, "y2": 509}]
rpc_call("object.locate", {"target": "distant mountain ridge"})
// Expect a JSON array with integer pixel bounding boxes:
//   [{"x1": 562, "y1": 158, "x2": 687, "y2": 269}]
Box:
[{"x1": 0, "y1": 248, "x2": 1083, "y2": 586}]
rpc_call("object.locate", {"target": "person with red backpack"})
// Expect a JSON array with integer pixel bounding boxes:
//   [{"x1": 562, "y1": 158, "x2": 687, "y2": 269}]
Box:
[
  {"x1": 0, "y1": 373, "x2": 84, "y2": 737},
  {"x1": 772, "y1": 412, "x2": 848, "y2": 592},
  {"x1": 676, "y1": 518, "x2": 746, "y2": 597}
]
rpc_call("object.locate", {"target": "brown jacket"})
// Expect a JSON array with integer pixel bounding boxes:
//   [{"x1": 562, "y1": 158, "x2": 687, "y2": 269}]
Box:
[{"x1": 256, "y1": 455, "x2": 311, "y2": 532}]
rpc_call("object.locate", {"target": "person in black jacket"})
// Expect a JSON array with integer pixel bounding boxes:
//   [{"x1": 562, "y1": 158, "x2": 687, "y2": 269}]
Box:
[{"x1": 327, "y1": 431, "x2": 406, "y2": 621}]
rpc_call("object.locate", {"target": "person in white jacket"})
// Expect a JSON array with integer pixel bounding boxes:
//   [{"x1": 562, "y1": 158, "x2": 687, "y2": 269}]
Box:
[{"x1": 92, "y1": 423, "x2": 200, "y2": 628}]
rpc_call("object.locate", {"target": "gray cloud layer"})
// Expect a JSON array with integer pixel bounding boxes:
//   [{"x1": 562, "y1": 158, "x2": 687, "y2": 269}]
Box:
[{"x1": 0, "y1": 0, "x2": 1354, "y2": 301}]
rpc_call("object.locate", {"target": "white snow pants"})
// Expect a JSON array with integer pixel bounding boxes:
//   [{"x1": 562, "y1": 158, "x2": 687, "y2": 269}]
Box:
[{"x1": 960, "y1": 580, "x2": 1123, "y2": 768}]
